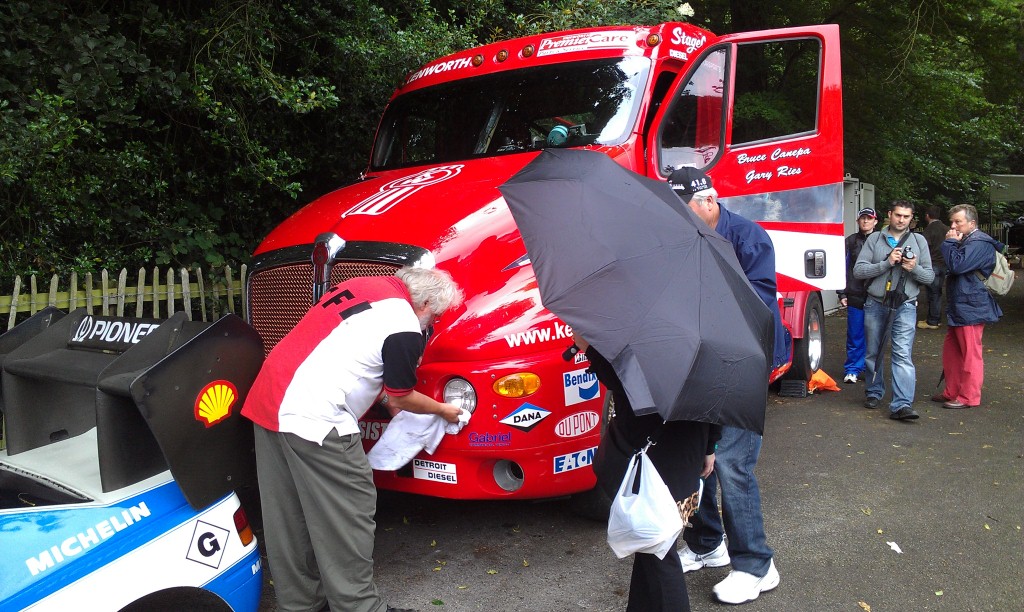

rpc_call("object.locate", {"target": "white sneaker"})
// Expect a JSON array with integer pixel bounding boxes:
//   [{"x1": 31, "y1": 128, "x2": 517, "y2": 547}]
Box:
[
  {"x1": 843, "y1": 374, "x2": 858, "y2": 384},
  {"x1": 713, "y1": 559, "x2": 780, "y2": 604},
  {"x1": 679, "y1": 541, "x2": 730, "y2": 573}
]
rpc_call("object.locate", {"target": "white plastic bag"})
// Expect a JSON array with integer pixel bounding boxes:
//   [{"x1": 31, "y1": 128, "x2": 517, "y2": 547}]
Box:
[{"x1": 606, "y1": 448, "x2": 683, "y2": 559}]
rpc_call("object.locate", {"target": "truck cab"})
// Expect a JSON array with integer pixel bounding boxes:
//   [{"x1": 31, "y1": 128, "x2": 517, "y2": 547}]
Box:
[{"x1": 246, "y1": 22, "x2": 844, "y2": 501}]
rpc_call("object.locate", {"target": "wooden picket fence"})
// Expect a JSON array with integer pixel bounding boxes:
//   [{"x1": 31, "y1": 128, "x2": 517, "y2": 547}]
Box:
[{"x1": 2, "y1": 265, "x2": 249, "y2": 332}]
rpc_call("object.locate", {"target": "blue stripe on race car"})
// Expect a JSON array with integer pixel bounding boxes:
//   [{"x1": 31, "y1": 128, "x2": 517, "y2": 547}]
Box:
[
  {"x1": 0, "y1": 481, "x2": 196, "y2": 610},
  {"x1": 202, "y1": 546, "x2": 264, "y2": 612}
]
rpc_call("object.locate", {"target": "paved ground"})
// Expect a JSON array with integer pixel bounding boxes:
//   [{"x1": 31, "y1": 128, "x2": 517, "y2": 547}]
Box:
[{"x1": 256, "y1": 280, "x2": 1023, "y2": 611}]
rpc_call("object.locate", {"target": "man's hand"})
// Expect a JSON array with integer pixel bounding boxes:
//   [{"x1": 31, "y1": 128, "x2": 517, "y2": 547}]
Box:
[
  {"x1": 887, "y1": 248, "x2": 903, "y2": 266},
  {"x1": 839, "y1": 297, "x2": 848, "y2": 307},
  {"x1": 901, "y1": 256, "x2": 917, "y2": 271},
  {"x1": 437, "y1": 402, "x2": 463, "y2": 424}
]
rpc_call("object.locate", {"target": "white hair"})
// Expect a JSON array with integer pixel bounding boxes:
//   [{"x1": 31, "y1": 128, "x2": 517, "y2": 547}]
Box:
[
  {"x1": 690, "y1": 186, "x2": 718, "y2": 202},
  {"x1": 396, "y1": 267, "x2": 464, "y2": 315}
]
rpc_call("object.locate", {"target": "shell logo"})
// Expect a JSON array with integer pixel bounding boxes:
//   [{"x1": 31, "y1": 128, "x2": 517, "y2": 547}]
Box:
[{"x1": 194, "y1": 380, "x2": 238, "y2": 428}]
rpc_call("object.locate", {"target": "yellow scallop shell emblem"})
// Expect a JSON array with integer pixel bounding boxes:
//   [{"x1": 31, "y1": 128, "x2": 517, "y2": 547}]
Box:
[{"x1": 194, "y1": 380, "x2": 238, "y2": 428}]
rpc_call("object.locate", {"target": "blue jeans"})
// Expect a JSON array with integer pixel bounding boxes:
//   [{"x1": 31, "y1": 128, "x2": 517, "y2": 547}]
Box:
[
  {"x1": 683, "y1": 426, "x2": 773, "y2": 577},
  {"x1": 924, "y1": 268, "x2": 945, "y2": 325},
  {"x1": 863, "y1": 297, "x2": 919, "y2": 412},
  {"x1": 844, "y1": 305, "x2": 866, "y2": 376}
]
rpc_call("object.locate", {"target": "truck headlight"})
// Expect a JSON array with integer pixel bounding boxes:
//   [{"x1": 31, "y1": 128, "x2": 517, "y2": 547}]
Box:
[{"x1": 444, "y1": 377, "x2": 477, "y2": 413}]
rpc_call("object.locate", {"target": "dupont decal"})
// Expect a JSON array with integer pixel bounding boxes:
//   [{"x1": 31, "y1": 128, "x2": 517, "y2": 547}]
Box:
[
  {"x1": 563, "y1": 368, "x2": 600, "y2": 406},
  {"x1": 194, "y1": 381, "x2": 238, "y2": 428},
  {"x1": 186, "y1": 520, "x2": 229, "y2": 569},
  {"x1": 343, "y1": 165, "x2": 464, "y2": 217},
  {"x1": 24, "y1": 502, "x2": 152, "y2": 577},
  {"x1": 554, "y1": 411, "x2": 600, "y2": 438},
  {"x1": 537, "y1": 31, "x2": 634, "y2": 57},
  {"x1": 412, "y1": 459, "x2": 458, "y2": 484},
  {"x1": 406, "y1": 56, "x2": 474, "y2": 84},
  {"x1": 468, "y1": 431, "x2": 512, "y2": 447},
  {"x1": 553, "y1": 447, "x2": 597, "y2": 474},
  {"x1": 499, "y1": 403, "x2": 551, "y2": 432}
]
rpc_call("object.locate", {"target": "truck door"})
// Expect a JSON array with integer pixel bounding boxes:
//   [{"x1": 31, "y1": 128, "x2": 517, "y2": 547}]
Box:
[{"x1": 646, "y1": 24, "x2": 845, "y2": 295}]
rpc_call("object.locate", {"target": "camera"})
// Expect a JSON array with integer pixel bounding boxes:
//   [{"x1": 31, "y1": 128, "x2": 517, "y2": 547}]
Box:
[{"x1": 902, "y1": 245, "x2": 915, "y2": 260}]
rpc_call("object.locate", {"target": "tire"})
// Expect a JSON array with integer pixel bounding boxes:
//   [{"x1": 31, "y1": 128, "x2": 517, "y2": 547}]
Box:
[
  {"x1": 785, "y1": 292, "x2": 824, "y2": 380},
  {"x1": 568, "y1": 393, "x2": 614, "y2": 522}
]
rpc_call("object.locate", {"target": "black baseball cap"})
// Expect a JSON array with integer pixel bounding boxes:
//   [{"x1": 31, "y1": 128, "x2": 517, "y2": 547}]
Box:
[
  {"x1": 857, "y1": 208, "x2": 877, "y2": 219},
  {"x1": 667, "y1": 167, "x2": 713, "y2": 198}
]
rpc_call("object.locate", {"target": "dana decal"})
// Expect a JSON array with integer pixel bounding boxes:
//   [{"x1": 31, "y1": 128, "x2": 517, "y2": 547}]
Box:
[
  {"x1": 343, "y1": 165, "x2": 463, "y2": 217},
  {"x1": 554, "y1": 411, "x2": 600, "y2": 438},
  {"x1": 499, "y1": 403, "x2": 551, "y2": 432},
  {"x1": 553, "y1": 447, "x2": 597, "y2": 474},
  {"x1": 563, "y1": 368, "x2": 600, "y2": 406},
  {"x1": 412, "y1": 459, "x2": 458, "y2": 484}
]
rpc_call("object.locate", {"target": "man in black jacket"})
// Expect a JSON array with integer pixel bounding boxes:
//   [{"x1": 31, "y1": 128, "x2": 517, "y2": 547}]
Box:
[
  {"x1": 918, "y1": 204, "x2": 950, "y2": 329},
  {"x1": 838, "y1": 208, "x2": 878, "y2": 383}
]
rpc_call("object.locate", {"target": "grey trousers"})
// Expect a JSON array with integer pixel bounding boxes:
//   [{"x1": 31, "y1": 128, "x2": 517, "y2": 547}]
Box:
[{"x1": 254, "y1": 425, "x2": 386, "y2": 612}]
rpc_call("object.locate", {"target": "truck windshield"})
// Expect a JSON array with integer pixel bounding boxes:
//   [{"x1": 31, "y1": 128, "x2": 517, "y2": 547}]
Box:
[{"x1": 371, "y1": 57, "x2": 650, "y2": 170}]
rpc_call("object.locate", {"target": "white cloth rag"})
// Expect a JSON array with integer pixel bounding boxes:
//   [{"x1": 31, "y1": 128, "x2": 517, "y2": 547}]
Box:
[{"x1": 366, "y1": 408, "x2": 471, "y2": 471}]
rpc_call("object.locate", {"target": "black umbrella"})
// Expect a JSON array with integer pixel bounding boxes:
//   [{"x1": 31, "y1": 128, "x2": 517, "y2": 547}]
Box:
[{"x1": 499, "y1": 149, "x2": 773, "y2": 434}]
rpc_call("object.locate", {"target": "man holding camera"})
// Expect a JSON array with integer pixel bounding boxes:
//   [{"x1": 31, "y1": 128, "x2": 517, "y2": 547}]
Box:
[{"x1": 853, "y1": 201, "x2": 934, "y2": 420}]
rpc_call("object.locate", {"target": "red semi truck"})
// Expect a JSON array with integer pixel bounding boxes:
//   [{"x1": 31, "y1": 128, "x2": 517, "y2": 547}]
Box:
[{"x1": 246, "y1": 22, "x2": 844, "y2": 501}]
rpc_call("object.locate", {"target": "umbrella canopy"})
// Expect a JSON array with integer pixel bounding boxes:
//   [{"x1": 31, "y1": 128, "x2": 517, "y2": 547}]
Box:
[{"x1": 499, "y1": 149, "x2": 773, "y2": 434}]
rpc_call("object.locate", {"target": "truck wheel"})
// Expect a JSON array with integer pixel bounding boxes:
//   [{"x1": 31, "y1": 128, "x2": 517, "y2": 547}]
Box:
[
  {"x1": 785, "y1": 292, "x2": 824, "y2": 380},
  {"x1": 569, "y1": 394, "x2": 614, "y2": 522}
]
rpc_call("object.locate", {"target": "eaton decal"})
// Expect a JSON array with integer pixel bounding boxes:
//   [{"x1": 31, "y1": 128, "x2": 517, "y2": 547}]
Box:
[
  {"x1": 504, "y1": 321, "x2": 573, "y2": 348},
  {"x1": 413, "y1": 459, "x2": 458, "y2": 484},
  {"x1": 499, "y1": 403, "x2": 551, "y2": 432},
  {"x1": 554, "y1": 411, "x2": 600, "y2": 438},
  {"x1": 24, "y1": 502, "x2": 152, "y2": 576},
  {"x1": 553, "y1": 447, "x2": 597, "y2": 474},
  {"x1": 563, "y1": 368, "x2": 600, "y2": 406},
  {"x1": 343, "y1": 165, "x2": 464, "y2": 217}
]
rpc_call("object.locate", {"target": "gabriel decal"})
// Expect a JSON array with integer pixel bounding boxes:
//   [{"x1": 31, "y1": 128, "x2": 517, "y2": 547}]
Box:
[{"x1": 194, "y1": 380, "x2": 238, "y2": 428}]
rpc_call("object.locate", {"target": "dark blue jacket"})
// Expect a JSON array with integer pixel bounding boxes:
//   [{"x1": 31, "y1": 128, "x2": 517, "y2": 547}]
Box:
[
  {"x1": 941, "y1": 230, "x2": 1003, "y2": 326},
  {"x1": 716, "y1": 206, "x2": 790, "y2": 368}
]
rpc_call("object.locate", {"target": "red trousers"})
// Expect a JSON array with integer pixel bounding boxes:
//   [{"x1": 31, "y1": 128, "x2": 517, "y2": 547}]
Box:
[{"x1": 941, "y1": 324, "x2": 985, "y2": 406}]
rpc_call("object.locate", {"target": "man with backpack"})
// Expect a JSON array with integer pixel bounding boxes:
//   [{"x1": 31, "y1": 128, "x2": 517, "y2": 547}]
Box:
[{"x1": 933, "y1": 204, "x2": 1004, "y2": 409}]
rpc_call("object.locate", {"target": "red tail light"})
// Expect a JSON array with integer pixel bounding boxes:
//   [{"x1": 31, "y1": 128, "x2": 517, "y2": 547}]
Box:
[{"x1": 233, "y1": 506, "x2": 255, "y2": 547}]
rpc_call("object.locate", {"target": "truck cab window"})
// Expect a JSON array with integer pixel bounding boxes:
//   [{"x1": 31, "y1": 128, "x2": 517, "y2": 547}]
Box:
[
  {"x1": 371, "y1": 57, "x2": 651, "y2": 171},
  {"x1": 731, "y1": 38, "x2": 820, "y2": 146},
  {"x1": 657, "y1": 49, "x2": 726, "y2": 172}
]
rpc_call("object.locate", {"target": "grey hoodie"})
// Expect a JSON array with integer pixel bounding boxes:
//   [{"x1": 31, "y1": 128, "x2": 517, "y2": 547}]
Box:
[{"x1": 852, "y1": 228, "x2": 934, "y2": 301}]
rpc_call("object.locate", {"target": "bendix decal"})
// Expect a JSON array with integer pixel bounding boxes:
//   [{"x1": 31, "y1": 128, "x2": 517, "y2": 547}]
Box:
[
  {"x1": 554, "y1": 411, "x2": 600, "y2": 438},
  {"x1": 563, "y1": 368, "x2": 600, "y2": 406}
]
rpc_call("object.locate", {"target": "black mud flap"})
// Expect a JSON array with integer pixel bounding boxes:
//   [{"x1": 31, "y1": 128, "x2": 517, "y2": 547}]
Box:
[{"x1": 128, "y1": 315, "x2": 264, "y2": 510}]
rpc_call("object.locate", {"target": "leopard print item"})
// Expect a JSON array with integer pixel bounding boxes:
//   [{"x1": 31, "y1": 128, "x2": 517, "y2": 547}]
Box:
[{"x1": 677, "y1": 490, "x2": 701, "y2": 529}]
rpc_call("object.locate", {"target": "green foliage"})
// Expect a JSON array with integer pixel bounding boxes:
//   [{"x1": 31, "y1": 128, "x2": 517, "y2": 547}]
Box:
[{"x1": 1, "y1": 0, "x2": 1022, "y2": 284}]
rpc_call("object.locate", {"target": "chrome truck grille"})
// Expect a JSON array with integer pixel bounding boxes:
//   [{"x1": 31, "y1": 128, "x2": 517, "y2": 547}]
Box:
[{"x1": 247, "y1": 240, "x2": 434, "y2": 353}]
